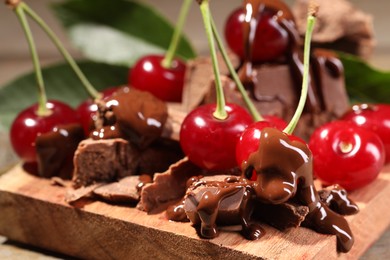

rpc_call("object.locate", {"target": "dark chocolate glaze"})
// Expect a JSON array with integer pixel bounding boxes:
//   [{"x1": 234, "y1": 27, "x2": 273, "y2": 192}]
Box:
[
  {"x1": 240, "y1": 0, "x2": 294, "y2": 100},
  {"x1": 182, "y1": 128, "x2": 355, "y2": 252},
  {"x1": 244, "y1": 128, "x2": 353, "y2": 252},
  {"x1": 319, "y1": 185, "x2": 359, "y2": 216},
  {"x1": 36, "y1": 124, "x2": 84, "y2": 179},
  {"x1": 236, "y1": 0, "x2": 346, "y2": 118},
  {"x1": 166, "y1": 199, "x2": 190, "y2": 222},
  {"x1": 185, "y1": 176, "x2": 264, "y2": 240},
  {"x1": 91, "y1": 87, "x2": 168, "y2": 149}
]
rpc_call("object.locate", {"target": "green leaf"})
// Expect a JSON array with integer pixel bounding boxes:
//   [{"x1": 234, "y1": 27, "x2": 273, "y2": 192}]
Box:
[
  {"x1": 51, "y1": 0, "x2": 196, "y2": 66},
  {"x1": 0, "y1": 61, "x2": 128, "y2": 130},
  {"x1": 339, "y1": 52, "x2": 390, "y2": 104}
]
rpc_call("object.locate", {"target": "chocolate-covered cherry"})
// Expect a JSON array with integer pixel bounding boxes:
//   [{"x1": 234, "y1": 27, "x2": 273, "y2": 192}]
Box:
[
  {"x1": 309, "y1": 121, "x2": 385, "y2": 191},
  {"x1": 180, "y1": 103, "x2": 253, "y2": 170},
  {"x1": 341, "y1": 104, "x2": 390, "y2": 163},
  {"x1": 129, "y1": 55, "x2": 186, "y2": 102},
  {"x1": 76, "y1": 86, "x2": 119, "y2": 136},
  {"x1": 236, "y1": 116, "x2": 287, "y2": 167},
  {"x1": 224, "y1": 8, "x2": 289, "y2": 63},
  {"x1": 10, "y1": 100, "x2": 79, "y2": 163}
]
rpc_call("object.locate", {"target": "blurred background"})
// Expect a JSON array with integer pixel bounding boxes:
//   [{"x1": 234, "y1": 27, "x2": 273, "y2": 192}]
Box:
[{"x1": 0, "y1": 0, "x2": 390, "y2": 87}]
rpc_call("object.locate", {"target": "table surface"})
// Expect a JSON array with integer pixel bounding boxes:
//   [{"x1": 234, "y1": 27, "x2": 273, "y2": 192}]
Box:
[{"x1": 1, "y1": 0, "x2": 389, "y2": 259}]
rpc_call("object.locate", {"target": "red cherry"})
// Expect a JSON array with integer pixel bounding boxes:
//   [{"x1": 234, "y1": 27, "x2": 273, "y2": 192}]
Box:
[
  {"x1": 10, "y1": 100, "x2": 79, "y2": 163},
  {"x1": 76, "y1": 86, "x2": 119, "y2": 136},
  {"x1": 341, "y1": 104, "x2": 390, "y2": 163},
  {"x1": 309, "y1": 121, "x2": 385, "y2": 191},
  {"x1": 224, "y1": 8, "x2": 289, "y2": 63},
  {"x1": 236, "y1": 116, "x2": 287, "y2": 167},
  {"x1": 180, "y1": 103, "x2": 253, "y2": 170},
  {"x1": 129, "y1": 55, "x2": 186, "y2": 102}
]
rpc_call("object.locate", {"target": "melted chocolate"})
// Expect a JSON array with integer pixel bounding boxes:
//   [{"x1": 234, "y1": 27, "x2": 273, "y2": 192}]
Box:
[
  {"x1": 91, "y1": 87, "x2": 168, "y2": 149},
  {"x1": 36, "y1": 124, "x2": 84, "y2": 179},
  {"x1": 181, "y1": 128, "x2": 355, "y2": 252},
  {"x1": 244, "y1": 128, "x2": 353, "y2": 252},
  {"x1": 319, "y1": 185, "x2": 359, "y2": 216}
]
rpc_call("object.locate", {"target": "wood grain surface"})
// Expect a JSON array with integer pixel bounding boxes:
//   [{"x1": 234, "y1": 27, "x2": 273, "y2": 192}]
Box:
[{"x1": 0, "y1": 164, "x2": 389, "y2": 259}]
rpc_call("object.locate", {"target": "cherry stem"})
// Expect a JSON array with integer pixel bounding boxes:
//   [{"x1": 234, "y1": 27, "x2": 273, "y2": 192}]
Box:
[
  {"x1": 20, "y1": 2, "x2": 100, "y2": 99},
  {"x1": 14, "y1": 4, "x2": 50, "y2": 116},
  {"x1": 283, "y1": 5, "x2": 317, "y2": 135},
  {"x1": 161, "y1": 0, "x2": 191, "y2": 69},
  {"x1": 210, "y1": 16, "x2": 262, "y2": 122},
  {"x1": 199, "y1": 0, "x2": 227, "y2": 120}
]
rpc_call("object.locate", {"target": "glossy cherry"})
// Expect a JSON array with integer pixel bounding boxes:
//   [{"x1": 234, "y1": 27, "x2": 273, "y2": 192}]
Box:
[
  {"x1": 10, "y1": 100, "x2": 79, "y2": 163},
  {"x1": 341, "y1": 104, "x2": 390, "y2": 164},
  {"x1": 180, "y1": 103, "x2": 253, "y2": 170},
  {"x1": 236, "y1": 115, "x2": 287, "y2": 168},
  {"x1": 224, "y1": 8, "x2": 289, "y2": 63},
  {"x1": 76, "y1": 86, "x2": 119, "y2": 136},
  {"x1": 129, "y1": 55, "x2": 186, "y2": 102},
  {"x1": 309, "y1": 121, "x2": 385, "y2": 191}
]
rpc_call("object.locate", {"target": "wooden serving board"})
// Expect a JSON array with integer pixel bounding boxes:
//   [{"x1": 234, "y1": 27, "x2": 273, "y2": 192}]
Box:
[{"x1": 0, "y1": 165, "x2": 389, "y2": 259}]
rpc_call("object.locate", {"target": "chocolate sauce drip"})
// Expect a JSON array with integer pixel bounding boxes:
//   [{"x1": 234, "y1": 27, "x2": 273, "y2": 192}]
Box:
[
  {"x1": 183, "y1": 128, "x2": 355, "y2": 252},
  {"x1": 91, "y1": 87, "x2": 168, "y2": 149},
  {"x1": 243, "y1": 128, "x2": 354, "y2": 252},
  {"x1": 185, "y1": 176, "x2": 264, "y2": 240},
  {"x1": 319, "y1": 185, "x2": 359, "y2": 216},
  {"x1": 166, "y1": 199, "x2": 189, "y2": 222},
  {"x1": 36, "y1": 124, "x2": 84, "y2": 179}
]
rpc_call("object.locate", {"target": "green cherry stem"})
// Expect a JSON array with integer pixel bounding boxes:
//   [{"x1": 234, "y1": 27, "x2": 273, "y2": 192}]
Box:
[
  {"x1": 14, "y1": 4, "x2": 50, "y2": 116},
  {"x1": 210, "y1": 16, "x2": 262, "y2": 122},
  {"x1": 283, "y1": 4, "x2": 317, "y2": 135},
  {"x1": 20, "y1": 2, "x2": 100, "y2": 99},
  {"x1": 199, "y1": 0, "x2": 227, "y2": 120},
  {"x1": 161, "y1": 0, "x2": 191, "y2": 69}
]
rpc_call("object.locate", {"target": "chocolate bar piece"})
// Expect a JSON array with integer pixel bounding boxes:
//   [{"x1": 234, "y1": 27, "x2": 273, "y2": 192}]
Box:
[
  {"x1": 293, "y1": 0, "x2": 374, "y2": 58},
  {"x1": 72, "y1": 138, "x2": 139, "y2": 188},
  {"x1": 93, "y1": 175, "x2": 152, "y2": 203}
]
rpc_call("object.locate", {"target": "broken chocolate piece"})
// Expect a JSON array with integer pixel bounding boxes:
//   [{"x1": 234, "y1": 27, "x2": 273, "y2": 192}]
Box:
[
  {"x1": 139, "y1": 158, "x2": 203, "y2": 212},
  {"x1": 93, "y1": 175, "x2": 152, "y2": 203},
  {"x1": 252, "y1": 202, "x2": 309, "y2": 231},
  {"x1": 36, "y1": 124, "x2": 84, "y2": 179},
  {"x1": 92, "y1": 87, "x2": 168, "y2": 149},
  {"x1": 72, "y1": 138, "x2": 139, "y2": 188},
  {"x1": 65, "y1": 183, "x2": 104, "y2": 204},
  {"x1": 139, "y1": 158, "x2": 241, "y2": 213},
  {"x1": 184, "y1": 175, "x2": 247, "y2": 227},
  {"x1": 293, "y1": 0, "x2": 374, "y2": 58}
]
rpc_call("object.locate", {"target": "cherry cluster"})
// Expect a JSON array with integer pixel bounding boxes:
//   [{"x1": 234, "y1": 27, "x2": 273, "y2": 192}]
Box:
[{"x1": 309, "y1": 104, "x2": 390, "y2": 191}]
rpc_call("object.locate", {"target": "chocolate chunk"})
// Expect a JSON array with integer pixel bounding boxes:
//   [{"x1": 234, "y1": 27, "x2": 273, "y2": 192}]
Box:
[
  {"x1": 65, "y1": 183, "x2": 104, "y2": 204},
  {"x1": 72, "y1": 138, "x2": 139, "y2": 188},
  {"x1": 139, "y1": 158, "x2": 202, "y2": 212},
  {"x1": 92, "y1": 87, "x2": 168, "y2": 149},
  {"x1": 184, "y1": 175, "x2": 246, "y2": 226},
  {"x1": 139, "y1": 158, "x2": 240, "y2": 213},
  {"x1": 181, "y1": 53, "x2": 239, "y2": 113},
  {"x1": 252, "y1": 202, "x2": 309, "y2": 231},
  {"x1": 293, "y1": 0, "x2": 374, "y2": 58},
  {"x1": 36, "y1": 124, "x2": 84, "y2": 179},
  {"x1": 93, "y1": 175, "x2": 152, "y2": 203}
]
